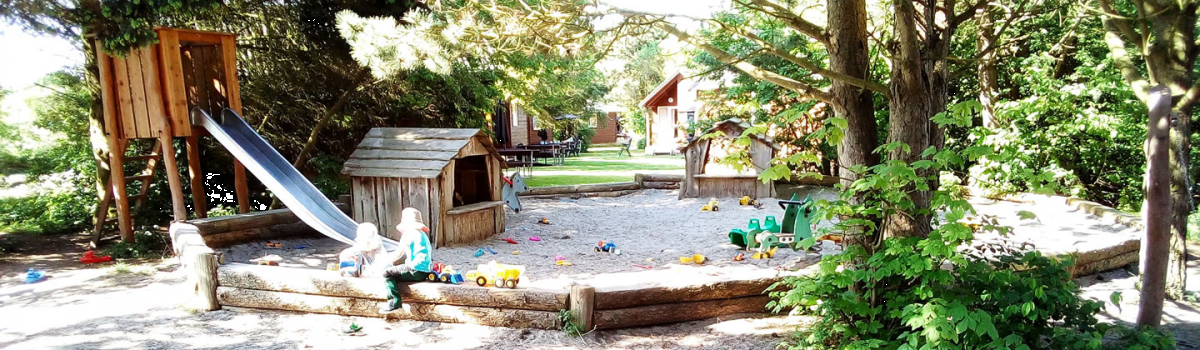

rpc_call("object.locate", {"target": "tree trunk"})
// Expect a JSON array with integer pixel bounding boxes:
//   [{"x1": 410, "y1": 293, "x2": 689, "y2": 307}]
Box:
[
  {"x1": 83, "y1": 34, "x2": 114, "y2": 243},
  {"x1": 827, "y1": 0, "x2": 880, "y2": 249},
  {"x1": 1139, "y1": 86, "x2": 1172, "y2": 328},
  {"x1": 1166, "y1": 120, "x2": 1189, "y2": 301},
  {"x1": 884, "y1": 0, "x2": 933, "y2": 238}
]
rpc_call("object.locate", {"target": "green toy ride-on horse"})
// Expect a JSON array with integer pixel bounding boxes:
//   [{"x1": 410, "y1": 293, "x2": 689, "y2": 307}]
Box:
[{"x1": 728, "y1": 194, "x2": 814, "y2": 252}]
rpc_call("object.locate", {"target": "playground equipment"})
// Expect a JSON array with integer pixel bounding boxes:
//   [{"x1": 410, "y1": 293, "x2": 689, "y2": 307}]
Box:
[
  {"x1": 728, "y1": 194, "x2": 814, "y2": 252},
  {"x1": 466, "y1": 261, "x2": 524, "y2": 288},
  {"x1": 91, "y1": 28, "x2": 409, "y2": 250},
  {"x1": 502, "y1": 172, "x2": 528, "y2": 212},
  {"x1": 678, "y1": 119, "x2": 777, "y2": 199},
  {"x1": 342, "y1": 127, "x2": 508, "y2": 247}
]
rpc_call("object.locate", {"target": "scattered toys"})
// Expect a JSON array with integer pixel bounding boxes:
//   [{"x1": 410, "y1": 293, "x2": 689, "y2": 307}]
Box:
[
  {"x1": 751, "y1": 246, "x2": 779, "y2": 259},
  {"x1": 512, "y1": 251, "x2": 521, "y2": 255},
  {"x1": 537, "y1": 218, "x2": 551, "y2": 225},
  {"x1": 257, "y1": 260, "x2": 279, "y2": 266},
  {"x1": 733, "y1": 253, "x2": 745, "y2": 261},
  {"x1": 554, "y1": 255, "x2": 573, "y2": 266},
  {"x1": 502, "y1": 237, "x2": 519, "y2": 244},
  {"x1": 594, "y1": 241, "x2": 620, "y2": 255},
  {"x1": 485, "y1": 246, "x2": 498, "y2": 255},
  {"x1": 426, "y1": 263, "x2": 465, "y2": 284},
  {"x1": 633, "y1": 264, "x2": 652, "y2": 270},
  {"x1": 466, "y1": 261, "x2": 524, "y2": 288},
  {"x1": 265, "y1": 242, "x2": 282, "y2": 249},
  {"x1": 728, "y1": 194, "x2": 816, "y2": 252},
  {"x1": 326, "y1": 263, "x2": 339, "y2": 271},
  {"x1": 528, "y1": 236, "x2": 542, "y2": 241},
  {"x1": 700, "y1": 199, "x2": 720, "y2": 212},
  {"x1": 678, "y1": 254, "x2": 707, "y2": 265},
  {"x1": 24, "y1": 269, "x2": 46, "y2": 284},
  {"x1": 80, "y1": 251, "x2": 112, "y2": 264},
  {"x1": 739, "y1": 196, "x2": 760, "y2": 206},
  {"x1": 474, "y1": 249, "x2": 485, "y2": 257}
]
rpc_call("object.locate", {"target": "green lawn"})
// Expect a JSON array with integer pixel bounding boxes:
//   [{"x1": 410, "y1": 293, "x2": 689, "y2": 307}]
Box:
[{"x1": 519, "y1": 148, "x2": 684, "y2": 188}]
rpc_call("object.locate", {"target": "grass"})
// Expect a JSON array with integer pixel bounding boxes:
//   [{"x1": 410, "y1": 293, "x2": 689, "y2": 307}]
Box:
[
  {"x1": 520, "y1": 147, "x2": 684, "y2": 188},
  {"x1": 524, "y1": 175, "x2": 633, "y2": 187}
]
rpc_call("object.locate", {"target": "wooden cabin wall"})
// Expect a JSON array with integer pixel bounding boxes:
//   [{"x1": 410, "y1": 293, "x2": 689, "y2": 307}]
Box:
[
  {"x1": 350, "y1": 177, "x2": 437, "y2": 241},
  {"x1": 180, "y1": 44, "x2": 230, "y2": 117},
  {"x1": 749, "y1": 140, "x2": 775, "y2": 198},
  {"x1": 99, "y1": 46, "x2": 169, "y2": 140},
  {"x1": 696, "y1": 177, "x2": 757, "y2": 198}
]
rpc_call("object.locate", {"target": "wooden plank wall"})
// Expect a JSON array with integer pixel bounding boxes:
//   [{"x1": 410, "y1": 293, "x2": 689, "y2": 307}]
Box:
[
  {"x1": 105, "y1": 47, "x2": 169, "y2": 139},
  {"x1": 445, "y1": 209, "x2": 495, "y2": 244},
  {"x1": 180, "y1": 45, "x2": 229, "y2": 117},
  {"x1": 749, "y1": 140, "x2": 776, "y2": 198},
  {"x1": 351, "y1": 177, "x2": 437, "y2": 241},
  {"x1": 696, "y1": 177, "x2": 757, "y2": 198}
]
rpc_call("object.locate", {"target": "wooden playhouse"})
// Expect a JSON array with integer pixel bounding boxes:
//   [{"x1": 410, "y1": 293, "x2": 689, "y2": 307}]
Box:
[
  {"x1": 342, "y1": 128, "x2": 507, "y2": 247},
  {"x1": 678, "y1": 118, "x2": 778, "y2": 199}
]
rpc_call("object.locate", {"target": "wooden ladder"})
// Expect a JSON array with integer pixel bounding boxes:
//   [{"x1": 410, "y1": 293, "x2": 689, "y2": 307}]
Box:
[{"x1": 91, "y1": 139, "x2": 165, "y2": 244}]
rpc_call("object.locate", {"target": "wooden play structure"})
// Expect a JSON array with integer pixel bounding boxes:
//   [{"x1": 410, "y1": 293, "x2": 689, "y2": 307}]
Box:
[
  {"x1": 678, "y1": 118, "x2": 778, "y2": 199},
  {"x1": 93, "y1": 28, "x2": 252, "y2": 242},
  {"x1": 343, "y1": 128, "x2": 507, "y2": 247}
]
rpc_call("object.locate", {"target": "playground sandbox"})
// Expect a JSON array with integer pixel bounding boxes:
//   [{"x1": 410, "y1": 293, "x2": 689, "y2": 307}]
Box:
[{"x1": 172, "y1": 188, "x2": 1141, "y2": 331}]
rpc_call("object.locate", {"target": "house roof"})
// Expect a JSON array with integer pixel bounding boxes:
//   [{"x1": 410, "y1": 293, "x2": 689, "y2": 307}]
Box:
[
  {"x1": 638, "y1": 73, "x2": 684, "y2": 109},
  {"x1": 681, "y1": 118, "x2": 779, "y2": 151},
  {"x1": 342, "y1": 128, "x2": 504, "y2": 178}
]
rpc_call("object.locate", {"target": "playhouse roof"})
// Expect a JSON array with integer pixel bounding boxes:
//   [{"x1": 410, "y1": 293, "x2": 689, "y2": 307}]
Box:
[
  {"x1": 342, "y1": 128, "x2": 503, "y2": 179},
  {"x1": 681, "y1": 118, "x2": 779, "y2": 151}
]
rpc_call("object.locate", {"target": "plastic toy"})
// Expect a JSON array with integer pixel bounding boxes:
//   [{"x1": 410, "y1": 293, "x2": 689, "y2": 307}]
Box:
[
  {"x1": 80, "y1": 251, "x2": 112, "y2": 264},
  {"x1": 733, "y1": 253, "x2": 745, "y2": 261},
  {"x1": 24, "y1": 269, "x2": 46, "y2": 284},
  {"x1": 486, "y1": 246, "x2": 498, "y2": 254},
  {"x1": 466, "y1": 261, "x2": 524, "y2": 288},
  {"x1": 728, "y1": 194, "x2": 816, "y2": 252},
  {"x1": 678, "y1": 254, "x2": 706, "y2": 265},
  {"x1": 512, "y1": 251, "x2": 521, "y2": 255},
  {"x1": 739, "y1": 196, "x2": 760, "y2": 206},
  {"x1": 326, "y1": 263, "x2": 339, "y2": 271},
  {"x1": 594, "y1": 241, "x2": 620, "y2": 254},
  {"x1": 700, "y1": 199, "x2": 720, "y2": 212},
  {"x1": 426, "y1": 263, "x2": 465, "y2": 284},
  {"x1": 257, "y1": 260, "x2": 279, "y2": 266},
  {"x1": 763, "y1": 216, "x2": 781, "y2": 233},
  {"x1": 728, "y1": 219, "x2": 762, "y2": 248},
  {"x1": 679, "y1": 256, "x2": 693, "y2": 264},
  {"x1": 265, "y1": 242, "x2": 282, "y2": 249},
  {"x1": 538, "y1": 218, "x2": 551, "y2": 225},
  {"x1": 474, "y1": 249, "x2": 485, "y2": 257},
  {"x1": 751, "y1": 246, "x2": 779, "y2": 259},
  {"x1": 528, "y1": 236, "x2": 541, "y2": 241},
  {"x1": 633, "y1": 264, "x2": 652, "y2": 269},
  {"x1": 502, "y1": 237, "x2": 519, "y2": 244}
]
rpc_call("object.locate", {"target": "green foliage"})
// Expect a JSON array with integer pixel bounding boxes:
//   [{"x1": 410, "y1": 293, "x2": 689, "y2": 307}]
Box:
[
  {"x1": 101, "y1": 231, "x2": 172, "y2": 259},
  {"x1": 557, "y1": 309, "x2": 588, "y2": 337},
  {"x1": 769, "y1": 114, "x2": 1174, "y2": 349},
  {"x1": 577, "y1": 124, "x2": 596, "y2": 152},
  {"x1": 0, "y1": 69, "x2": 98, "y2": 235}
]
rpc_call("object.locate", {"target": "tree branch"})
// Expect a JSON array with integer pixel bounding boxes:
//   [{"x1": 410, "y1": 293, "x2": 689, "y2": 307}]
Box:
[
  {"x1": 951, "y1": 0, "x2": 991, "y2": 28},
  {"x1": 734, "y1": 0, "x2": 830, "y2": 45},
  {"x1": 713, "y1": 20, "x2": 888, "y2": 93},
  {"x1": 655, "y1": 21, "x2": 833, "y2": 102},
  {"x1": 1101, "y1": 16, "x2": 1151, "y2": 101},
  {"x1": 1096, "y1": 0, "x2": 1147, "y2": 50}
]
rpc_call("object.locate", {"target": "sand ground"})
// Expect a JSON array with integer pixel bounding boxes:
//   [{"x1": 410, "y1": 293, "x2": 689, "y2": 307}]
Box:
[{"x1": 1, "y1": 190, "x2": 1197, "y2": 349}]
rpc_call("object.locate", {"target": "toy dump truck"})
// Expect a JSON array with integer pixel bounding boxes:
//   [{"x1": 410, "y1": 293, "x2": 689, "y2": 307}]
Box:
[{"x1": 465, "y1": 260, "x2": 524, "y2": 288}]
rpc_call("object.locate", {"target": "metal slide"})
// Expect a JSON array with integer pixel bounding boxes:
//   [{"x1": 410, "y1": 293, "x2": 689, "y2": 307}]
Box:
[{"x1": 193, "y1": 109, "x2": 398, "y2": 251}]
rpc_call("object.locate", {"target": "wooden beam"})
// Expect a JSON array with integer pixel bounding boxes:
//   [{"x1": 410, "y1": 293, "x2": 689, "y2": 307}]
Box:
[
  {"x1": 522, "y1": 182, "x2": 640, "y2": 196},
  {"x1": 594, "y1": 295, "x2": 772, "y2": 329},
  {"x1": 186, "y1": 135, "x2": 208, "y2": 218},
  {"x1": 569, "y1": 285, "x2": 596, "y2": 332},
  {"x1": 126, "y1": 50, "x2": 151, "y2": 138},
  {"x1": 218, "y1": 36, "x2": 250, "y2": 214},
  {"x1": 594, "y1": 274, "x2": 782, "y2": 310},
  {"x1": 159, "y1": 131, "x2": 188, "y2": 221},
  {"x1": 217, "y1": 263, "x2": 568, "y2": 311},
  {"x1": 216, "y1": 287, "x2": 562, "y2": 329},
  {"x1": 156, "y1": 29, "x2": 191, "y2": 137}
]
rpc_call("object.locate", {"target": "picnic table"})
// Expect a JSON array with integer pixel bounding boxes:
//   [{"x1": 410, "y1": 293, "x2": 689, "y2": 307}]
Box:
[
  {"x1": 523, "y1": 143, "x2": 568, "y2": 165},
  {"x1": 497, "y1": 148, "x2": 536, "y2": 177}
]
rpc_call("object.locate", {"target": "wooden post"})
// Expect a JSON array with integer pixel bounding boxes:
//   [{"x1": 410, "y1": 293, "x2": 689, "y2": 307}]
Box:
[
  {"x1": 159, "y1": 132, "x2": 189, "y2": 221},
  {"x1": 219, "y1": 35, "x2": 251, "y2": 214},
  {"x1": 186, "y1": 134, "x2": 208, "y2": 218},
  {"x1": 569, "y1": 285, "x2": 595, "y2": 332},
  {"x1": 1138, "y1": 86, "x2": 1171, "y2": 328},
  {"x1": 193, "y1": 252, "x2": 220, "y2": 311}
]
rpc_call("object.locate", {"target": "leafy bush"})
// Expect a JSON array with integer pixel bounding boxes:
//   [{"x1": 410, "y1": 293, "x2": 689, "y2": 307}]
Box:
[
  {"x1": 101, "y1": 231, "x2": 172, "y2": 259},
  {"x1": 0, "y1": 170, "x2": 96, "y2": 234},
  {"x1": 769, "y1": 111, "x2": 1174, "y2": 349},
  {"x1": 577, "y1": 124, "x2": 596, "y2": 152}
]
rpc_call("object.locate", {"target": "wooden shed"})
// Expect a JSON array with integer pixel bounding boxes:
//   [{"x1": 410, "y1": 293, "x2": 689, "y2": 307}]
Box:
[
  {"x1": 343, "y1": 128, "x2": 507, "y2": 247},
  {"x1": 678, "y1": 119, "x2": 778, "y2": 199}
]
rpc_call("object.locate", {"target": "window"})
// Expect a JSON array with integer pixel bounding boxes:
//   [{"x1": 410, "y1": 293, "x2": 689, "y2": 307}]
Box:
[
  {"x1": 511, "y1": 105, "x2": 520, "y2": 128},
  {"x1": 589, "y1": 116, "x2": 598, "y2": 128}
]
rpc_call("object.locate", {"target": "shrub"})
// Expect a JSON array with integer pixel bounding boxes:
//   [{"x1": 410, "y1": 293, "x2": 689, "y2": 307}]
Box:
[
  {"x1": 577, "y1": 124, "x2": 596, "y2": 152},
  {"x1": 769, "y1": 110, "x2": 1174, "y2": 350},
  {"x1": 0, "y1": 170, "x2": 96, "y2": 234},
  {"x1": 101, "y1": 231, "x2": 172, "y2": 259}
]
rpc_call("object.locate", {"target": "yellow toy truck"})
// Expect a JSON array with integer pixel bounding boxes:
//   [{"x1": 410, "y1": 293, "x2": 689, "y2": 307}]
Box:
[{"x1": 465, "y1": 260, "x2": 524, "y2": 289}]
